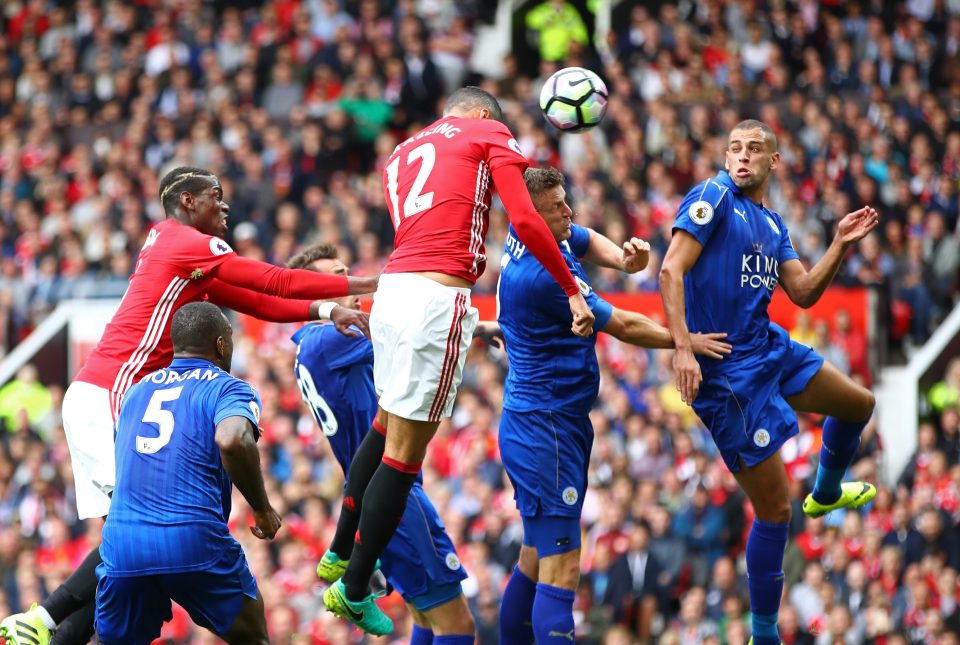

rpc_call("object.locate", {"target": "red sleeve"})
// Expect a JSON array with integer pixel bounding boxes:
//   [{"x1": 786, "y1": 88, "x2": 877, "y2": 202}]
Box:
[
  {"x1": 206, "y1": 279, "x2": 312, "y2": 322},
  {"x1": 491, "y1": 164, "x2": 580, "y2": 296},
  {"x1": 211, "y1": 255, "x2": 349, "y2": 299},
  {"x1": 479, "y1": 120, "x2": 530, "y2": 172}
]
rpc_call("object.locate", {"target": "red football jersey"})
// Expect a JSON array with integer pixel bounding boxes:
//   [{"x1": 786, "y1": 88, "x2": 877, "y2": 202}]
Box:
[
  {"x1": 75, "y1": 219, "x2": 235, "y2": 414},
  {"x1": 383, "y1": 116, "x2": 528, "y2": 282}
]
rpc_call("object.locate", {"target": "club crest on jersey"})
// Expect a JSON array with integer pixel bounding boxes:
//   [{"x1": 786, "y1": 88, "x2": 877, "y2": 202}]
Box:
[
  {"x1": 688, "y1": 200, "x2": 714, "y2": 225},
  {"x1": 210, "y1": 238, "x2": 233, "y2": 256},
  {"x1": 575, "y1": 277, "x2": 591, "y2": 296},
  {"x1": 190, "y1": 268, "x2": 203, "y2": 280},
  {"x1": 249, "y1": 401, "x2": 261, "y2": 423},
  {"x1": 765, "y1": 216, "x2": 780, "y2": 235},
  {"x1": 562, "y1": 486, "x2": 579, "y2": 506},
  {"x1": 753, "y1": 429, "x2": 771, "y2": 447},
  {"x1": 445, "y1": 553, "x2": 462, "y2": 570}
]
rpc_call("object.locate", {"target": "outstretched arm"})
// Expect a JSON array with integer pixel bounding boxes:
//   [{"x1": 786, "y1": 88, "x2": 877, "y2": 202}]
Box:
[
  {"x1": 492, "y1": 164, "x2": 594, "y2": 337},
  {"x1": 659, "y1": 230, "x2": 705, "y2": 405},
  {"x1": 213, "y1": 255, "x2": 378, "y2": 299},
  {"x1": 603, "y1": 308, "x2": 731, "y2": 358},
  {"x1": 583, "y1": 229, "x2": 650, "y2": 274},
  {"x1": 207, "y1": 279, "x2": 371, "y2": 338},
  {"x1": 779, "y1": 206, "x2": 879, "y2": 309},
  {"x1": 208, "y1": 279, "x2": 314, "y2": 322}
]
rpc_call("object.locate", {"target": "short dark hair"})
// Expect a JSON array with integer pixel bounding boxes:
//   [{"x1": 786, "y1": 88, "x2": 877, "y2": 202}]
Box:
[
  {"x1": 443, "y1": 86, "x2": 504, "y2": 122},
  {"x1": 170, "y1": 301, "x2": 229, "y2": 353},
  {"x1": 159, "y1": 167, "x2": 217, "y2": 215},
  {"x1": 286, "y1": 243, "x2": 339, "y2": 270},
  {"x1": 731, "y1": 119, "x2": 778, "y2": 150},
  {"x1": 523, "y1": 166, "x2": 565, "y2": 199}
]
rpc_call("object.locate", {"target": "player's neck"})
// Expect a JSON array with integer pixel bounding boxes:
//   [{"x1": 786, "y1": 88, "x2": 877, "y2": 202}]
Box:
[
  {"x1": 740, "y1": 183, "x2": 768, "y2": 206},
  {"x1": 173, "y1": 352, "x2": 221, "y2": 368}
]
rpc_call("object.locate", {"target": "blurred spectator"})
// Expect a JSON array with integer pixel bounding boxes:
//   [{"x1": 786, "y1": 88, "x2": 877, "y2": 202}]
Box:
[
  {"x1": 929, "y1": 357, "x2": 960, "y2": 413},
  {"x1": 0, "y1": 365, "x2": 51, "y2": 434},
  {"x1": 525, "y1": 0, "x2": 588, "y2": 63}
]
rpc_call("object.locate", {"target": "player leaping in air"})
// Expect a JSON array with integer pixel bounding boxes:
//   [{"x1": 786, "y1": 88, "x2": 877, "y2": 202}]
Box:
[
  {"x1": 496, "y1": 167, "x2": 731, "y2": 645},
  {"x1": 0, "y1": 167, "x2": 375, "y2": 645},
  {"x1": 319, "y1": 87, "x2": 594, "y2": 635},
  {"x1": 659, "y1": 120, "x2": 878, "y2": 645},
  {"x1": 290, "y1": 243, "x2": 487, "y2": 642}
]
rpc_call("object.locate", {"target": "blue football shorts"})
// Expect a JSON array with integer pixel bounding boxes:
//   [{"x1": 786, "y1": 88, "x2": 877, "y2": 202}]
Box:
[
  {"x1": 499, "y1": 408, "x2": 592, "y2": 555},
  {"x1": 380, "y1": 483, "x2": 467, "y2": 611},
  {"x1": 95, "y1": 541, "x2": 258, "y2": 645},
  {"x1": 694, "y1": 323, "x2": 824, "y2": 473}
]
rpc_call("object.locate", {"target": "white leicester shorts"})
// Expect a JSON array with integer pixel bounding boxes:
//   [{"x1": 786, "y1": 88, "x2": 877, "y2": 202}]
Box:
[
  {"x1": 62, "y1": 380, "x2": 117, "y2": 519},
  {"x1": 372, "y1": 273, "x2": 479, "y2": 423}
]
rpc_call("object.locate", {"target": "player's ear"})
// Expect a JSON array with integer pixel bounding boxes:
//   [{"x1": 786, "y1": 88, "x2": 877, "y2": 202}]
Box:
[
  {"x1": 215, "y1": 335, "x2": 225, "y2": 358},
  {"x1": 478, "y1": 107, "x2": 490, "y2": 120},
  {"x1": 770, "y1": 151, "x2": 781, "y2": 171}
]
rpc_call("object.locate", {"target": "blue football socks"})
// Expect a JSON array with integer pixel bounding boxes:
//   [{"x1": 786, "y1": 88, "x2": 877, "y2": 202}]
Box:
[
  {"x1": 434, "y1": 636, "x2": 474, "y2": 644},
  {"x1": 746, "y1": 519, "x2": 789, "y2": 645},
  {"x1": 500, "y1": 565, "x2": 536, "y2": 644},
  {"x1": 411, "y1": 624, "x2": 434, "y2": 645},
  {"x1": 532, "y1": 582, "x2": 576, "y2": 644},
  {"x1": 813, "y1": 416, "x2": 868, "y2": 504}
]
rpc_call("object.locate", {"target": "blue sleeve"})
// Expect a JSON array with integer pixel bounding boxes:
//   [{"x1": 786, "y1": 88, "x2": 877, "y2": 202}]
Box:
[
  {"x1": 568, "y1": 224, "x2": 590, "y2": 258},
  {"x1": 214, "y1": 378, "x2": 262, "y2": 439},
  {"x1": 535, "y1": 275, "x2": 613, "y2": 333},
  {"x1": 321, "y1": 328, "x2": 374, "y2": 370},
  {"x1": 672, "y1": 179, "x2": 730, "y2": 247},
  {"x1": 590, "y1": 293, "x2": 613, "y2": 332},
  {"x1": 777, "y1": 216, "x2": 800, "y2": 264}
]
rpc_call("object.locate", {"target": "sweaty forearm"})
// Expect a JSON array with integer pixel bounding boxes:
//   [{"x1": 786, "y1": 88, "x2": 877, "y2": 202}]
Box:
[
  {"x1": 659, "y1": 266, "x2": 693, "y2": 351},
  {"x1": 584, "y1": 229, "x2": 624, "y2": 270},
  {"x1": 798, "y1": 239, "x2": 848, "y2": 307},
  {"x1": 217, "y1": 423, "x2": 271, "y2": 514},
  {"x1": 611, "y1": 311, "x2": 673, "y2": 349}
]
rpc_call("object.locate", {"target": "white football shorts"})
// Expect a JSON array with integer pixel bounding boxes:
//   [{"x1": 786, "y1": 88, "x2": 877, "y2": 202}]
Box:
[
  {"x1": 62, "y1": 380, "x2": 117, "y2": 519},
  {"x1": 371, "y1": 273, "x2": 479, "y2": 422}
]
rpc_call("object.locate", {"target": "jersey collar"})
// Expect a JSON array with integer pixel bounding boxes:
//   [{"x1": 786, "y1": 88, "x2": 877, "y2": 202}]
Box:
[{"x1": 169, "y1": 357, "x2": 220, "y2": 370}]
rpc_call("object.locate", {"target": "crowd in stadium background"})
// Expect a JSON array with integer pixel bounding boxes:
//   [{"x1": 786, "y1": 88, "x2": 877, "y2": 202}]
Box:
[{"x1": 0, "y1": 0, "x2": 959, "y2": 643}]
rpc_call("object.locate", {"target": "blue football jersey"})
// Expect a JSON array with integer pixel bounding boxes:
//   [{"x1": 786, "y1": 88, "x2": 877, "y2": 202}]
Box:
[
  {"x1": 292, "y1": 324, "x2": 377, "y2": 475},
  {"x1": 673, "y1": 171, "x2": 799, "y2": 368},
  {"x1": 498, "y1": 224, "x2": 613, "y2": 415},
  {"x1": 102, "y1": 358, "x2": 262, "y2": 577}
]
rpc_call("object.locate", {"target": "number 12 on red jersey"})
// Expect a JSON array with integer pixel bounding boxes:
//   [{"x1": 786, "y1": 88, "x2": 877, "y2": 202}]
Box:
[{"x1": 386, "y1": 142, "x2": 437, "y2": 229}]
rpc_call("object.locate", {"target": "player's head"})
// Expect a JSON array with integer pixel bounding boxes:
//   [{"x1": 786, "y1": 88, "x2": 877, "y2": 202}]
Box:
[
  {"x1": 443, "y1": 86, "x2": 504, "y2": 122},
  {"x1": 170, "y1": 301, "x2": 234, "y2": 371},
  {"x1": 524, "y1": 166, "x2": 573, "y2": 242},
  {"x1": 724, "y1": 119, "x2": 780, "y2": 198},
  {"x1": 287, "y1": 243, "x2": 359, "y2": 310},
  {"x1": 159, "y1": 166, "x2": 229, "y2": 237}
]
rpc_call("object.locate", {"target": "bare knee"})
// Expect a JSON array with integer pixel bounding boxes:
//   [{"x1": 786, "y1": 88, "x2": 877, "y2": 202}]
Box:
[
  {"x1": 755, "y1": 499, "x2": 792, "y2": 524},
  {"x1": 857, "y1": 389, "x2": 876, "y2": 421},
  {"x1": 423, "y1": 593, "x2": 475, "y2": 636},
  {"x1": 837, "y1": 386, "x2": 875, "y2": 423}
]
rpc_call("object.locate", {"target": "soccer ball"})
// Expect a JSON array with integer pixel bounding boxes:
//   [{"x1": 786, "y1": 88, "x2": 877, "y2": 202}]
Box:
[{"x1": 539, "y1": 67, "x2": 609, "y2": 133}]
